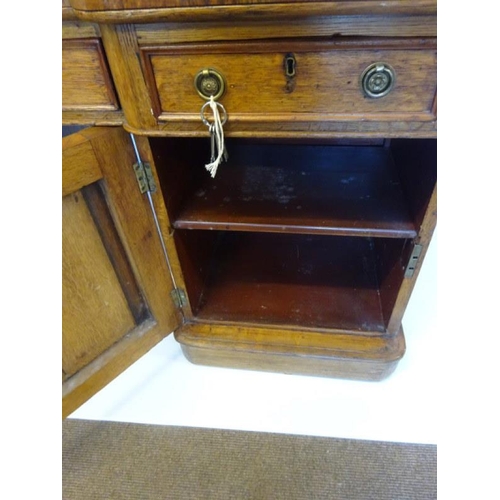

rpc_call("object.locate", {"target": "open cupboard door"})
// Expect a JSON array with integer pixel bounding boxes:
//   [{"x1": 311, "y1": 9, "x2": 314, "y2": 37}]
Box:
[{"x1": 62, "y1": 127, "x2": 181, "y2": 418}]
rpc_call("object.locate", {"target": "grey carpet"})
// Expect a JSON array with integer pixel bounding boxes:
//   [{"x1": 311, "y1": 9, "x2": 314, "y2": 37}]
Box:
[{"x1": 63, "y1": 419, "x2": 436, "y2": 500}]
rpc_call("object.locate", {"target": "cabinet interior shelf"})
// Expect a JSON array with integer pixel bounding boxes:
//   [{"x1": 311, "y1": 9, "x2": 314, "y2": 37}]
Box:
[
  {"x1": 160, "y1": 140, "x2": 418, "y2": 238},
  {"x1": 175, "y1": 230, "x2": 410, "y2": 332},
  {"x1": 153, "y1": 137, "x2": 436, "y2": 333}
]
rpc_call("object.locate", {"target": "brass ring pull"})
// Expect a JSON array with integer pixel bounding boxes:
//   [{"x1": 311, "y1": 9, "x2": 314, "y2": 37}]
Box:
[
  {"x1": 361, "y1": 63, "x2": 395, "y2": 98},
  {"x1": 194, "y1": 68, "x2": 226, "y2": 101},
  {"x1": 200, "y1": 100, "x2": 228, "y2": 127}
]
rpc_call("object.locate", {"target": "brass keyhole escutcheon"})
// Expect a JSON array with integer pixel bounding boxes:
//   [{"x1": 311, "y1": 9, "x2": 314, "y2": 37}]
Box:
[
  {"x1": 360, "y1": 63, "x2": 395, "y2": 98},
  {"x1": 284, "y1": 54, "x2": 296, "y2": 78},
  {"x1": 194, "y1": 68, "x2": 226, "y2": 101}
]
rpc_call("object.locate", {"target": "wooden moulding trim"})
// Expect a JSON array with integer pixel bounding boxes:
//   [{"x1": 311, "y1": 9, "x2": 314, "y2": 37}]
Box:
[
  {"x1": 134, "y1": 16, "x2": 437, "y2": 44},
  {"x1": 140, "y1": 37, "x2": 437, "y2": 55},
  {"x1": 185, "y1": 318, "x2": 392, "y2": 338},
  {"x1": 180, "y1": 343, "x2": 402, "y2": 380},
  {"x1": 173, "y1": 220, "x2": 418, "y2": 239},
  {"x1": 176, "y1": 323, "x2": 406, "y2": 362},
  {"x1": 62, "y1": 110, "x2": 124, "y2": 126},
  {"x1": 138, "y1": 47, "x2": 163, "y2": 118},
  {"x1": 69, "y1": 1, "x2": 437, "y2": 24},
  {"x1": 155, "y1": 112, "x2": 437, "y2": 123},
  {"x1": 63, "y1": 38, "x2": 120, "y2": 112},
  {"x1": 62, "y1": 104, "x2": 120, "y2": 111},
  {"x1": 62, "y1": 21, "x2": 102, "y2": 40},
  {"x1": 123, "y1": 121, "x2": 438, "y2": 139},
  {"x1": 62, "y1": 6, "x2": 79, "y2": 21}
]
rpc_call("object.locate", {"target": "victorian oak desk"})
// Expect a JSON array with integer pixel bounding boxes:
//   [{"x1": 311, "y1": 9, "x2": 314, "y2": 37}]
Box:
[{"x1": 62, "y1": 0, "x2": 437, "y2": 418}]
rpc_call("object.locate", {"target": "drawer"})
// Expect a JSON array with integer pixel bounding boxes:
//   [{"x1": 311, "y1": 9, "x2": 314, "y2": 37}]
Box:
[
  {"x1": 140, "y1": 39, "x2": 436, "y2": 125},
  {"x1": 62, "y1": 38, "x2": 119, "y2": 111}
]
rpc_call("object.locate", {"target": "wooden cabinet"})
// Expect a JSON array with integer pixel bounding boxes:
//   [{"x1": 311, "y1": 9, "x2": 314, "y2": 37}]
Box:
[{"x1": 62, "y1": 0, "x2": 437, "y2": 416}]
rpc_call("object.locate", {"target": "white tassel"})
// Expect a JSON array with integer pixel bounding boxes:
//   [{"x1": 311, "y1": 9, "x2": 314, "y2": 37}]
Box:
[{"x1": 205, "y1": 96, "x2": 225, "y2": 178}]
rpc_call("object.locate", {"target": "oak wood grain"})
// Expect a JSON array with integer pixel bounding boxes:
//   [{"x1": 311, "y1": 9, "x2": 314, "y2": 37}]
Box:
[
  {"x1": 129, "y1": 135, "x2": 197, "y2": 320},
  {"x1": 62, "y1": 127, "x2": 181, "y2": 418},
  {"x1": 71, "y1": 0, "x2": 425, "y2": 7},
  {"x1": 181, "y1": 343, "x2": 402, "y2": 380},
  {"x1": 141, "y1": 39, "x2": 436, "y2": 125},
  {"x1": 62, "y1": 0, "x2": 78, "y2": 20},
  {"x1": 61, "y1": 8, "x2": 122, "y2": 124},
  {"x1": 62, "y1": 318, "x2": 162, "y2": 417},
  {"x1": 69, "y1": 1, "x2": 437, "y2": 24},
  {"x1": 62, "y1": 190, "x2": 136, "y2": 376},
  {"x1": 135, "y1": 16, "x2": 436, "y2": 45},
  {"x1": 62, "y1": 136, "x2": 102, "y2": 196},
  {"x1": 82, "y1": 183, "x2": 149, "y2": 324},
  {"x1": 62, "y1": 109, "x2": 124, "y2": 126},
  {"x1": 177, "y1": 323, "x2": 406, "y2": 380},
  {"x1": 99, "y1": 24, "x2": 157, "y2": 130},
  {"x1": 62, "y1": 38, "x2": 119, "y2": 111},
  {"x1": 84, "y1": 128, "x2": 180, "y2": 331},
  {"x1": 62, "y1": 21, "x2": 101, "y2": 39},
  {"x1": 179, "y1": 322, "x2": 405, "y2": 359},
  {"x1": 124, "y1": 119, "x2": 437, "y2": 138},
  {"x1": 136, "y1": 15, "x2": 437, "y2": 45}
]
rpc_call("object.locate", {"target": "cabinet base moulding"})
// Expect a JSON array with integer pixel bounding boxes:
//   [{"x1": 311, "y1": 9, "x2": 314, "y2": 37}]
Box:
[{"x1": 176, "y1": 324, "x2": 406, "y2": 381}]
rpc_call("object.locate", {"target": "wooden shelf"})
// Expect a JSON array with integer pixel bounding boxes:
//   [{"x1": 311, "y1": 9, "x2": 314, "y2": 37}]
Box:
[
  {"x1": 190, "y1": 231, "x2": 403, "y2": 332},
  {"x1": 173, "y1": 143, "x2": 417, "y2": 238}
]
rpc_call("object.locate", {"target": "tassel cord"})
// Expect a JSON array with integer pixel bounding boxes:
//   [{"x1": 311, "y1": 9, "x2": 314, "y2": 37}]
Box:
[{"x1": 204, "y1": 96, "x2": 225, "y2": 178}]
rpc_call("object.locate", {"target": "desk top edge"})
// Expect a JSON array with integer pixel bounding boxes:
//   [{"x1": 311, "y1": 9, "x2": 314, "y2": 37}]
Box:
[{"x1": 65, "y1": 0, "x2": 437, "y2": 23}]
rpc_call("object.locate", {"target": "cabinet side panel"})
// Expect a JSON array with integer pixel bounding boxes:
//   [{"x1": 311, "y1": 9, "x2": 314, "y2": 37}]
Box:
[
  {"x1": 173, "y1": 230, "x2": 221, "y2": 316},
  {"x1": 373, "y1": 238, "x2": 410, "y2": 330},
  {"x1": 149, "y1": 137, "x2": 207, "y2": 223},
  {"x1": 390, "y1": 139, "x2": 437, "y2": 232}
]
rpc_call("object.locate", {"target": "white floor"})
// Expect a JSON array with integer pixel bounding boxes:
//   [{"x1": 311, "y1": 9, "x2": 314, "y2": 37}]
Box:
[{"x1": 69, "y1": 230, "x2": 438, "y2": 445}]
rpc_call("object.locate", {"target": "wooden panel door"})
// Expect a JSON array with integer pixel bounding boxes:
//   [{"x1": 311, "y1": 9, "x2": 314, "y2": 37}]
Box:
[{"x1": 62, "y1": 127, "x2": 180, "y2": 418}]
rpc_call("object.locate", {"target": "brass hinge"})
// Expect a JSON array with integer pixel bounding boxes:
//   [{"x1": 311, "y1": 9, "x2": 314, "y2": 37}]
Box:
[
  {"x1": 133, "y1": 161, "x2": 157, "y2": 194},
  {"x1": 404, "y1": 244, "x2": 423, "y2": 278},
  {"x1": 170, "y1": 288, "x2": 187, "y2": 309}
]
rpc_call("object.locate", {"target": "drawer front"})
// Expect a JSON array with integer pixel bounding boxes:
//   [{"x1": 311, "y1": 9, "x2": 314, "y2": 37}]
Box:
[
  {"x1": 141, "y1": 39, "x2": 436, "y2": 125},
  {"x1": 62, "y1": 38, "x2": 119, "y2": 111}
]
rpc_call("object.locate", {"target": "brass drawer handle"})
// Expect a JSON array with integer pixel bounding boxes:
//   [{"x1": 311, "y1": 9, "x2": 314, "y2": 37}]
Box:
[
  {"x1": 194, "y1": 68, "x2": 226, "y2": 101},
  {"x1": 361, "y1": 63, "x2": 395, "y2": 98}
]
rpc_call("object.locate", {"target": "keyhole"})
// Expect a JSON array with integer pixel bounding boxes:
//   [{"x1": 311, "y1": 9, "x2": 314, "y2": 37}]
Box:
[{"x1": 285, "y1": 54, "x2": 296, "y2": 78}]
